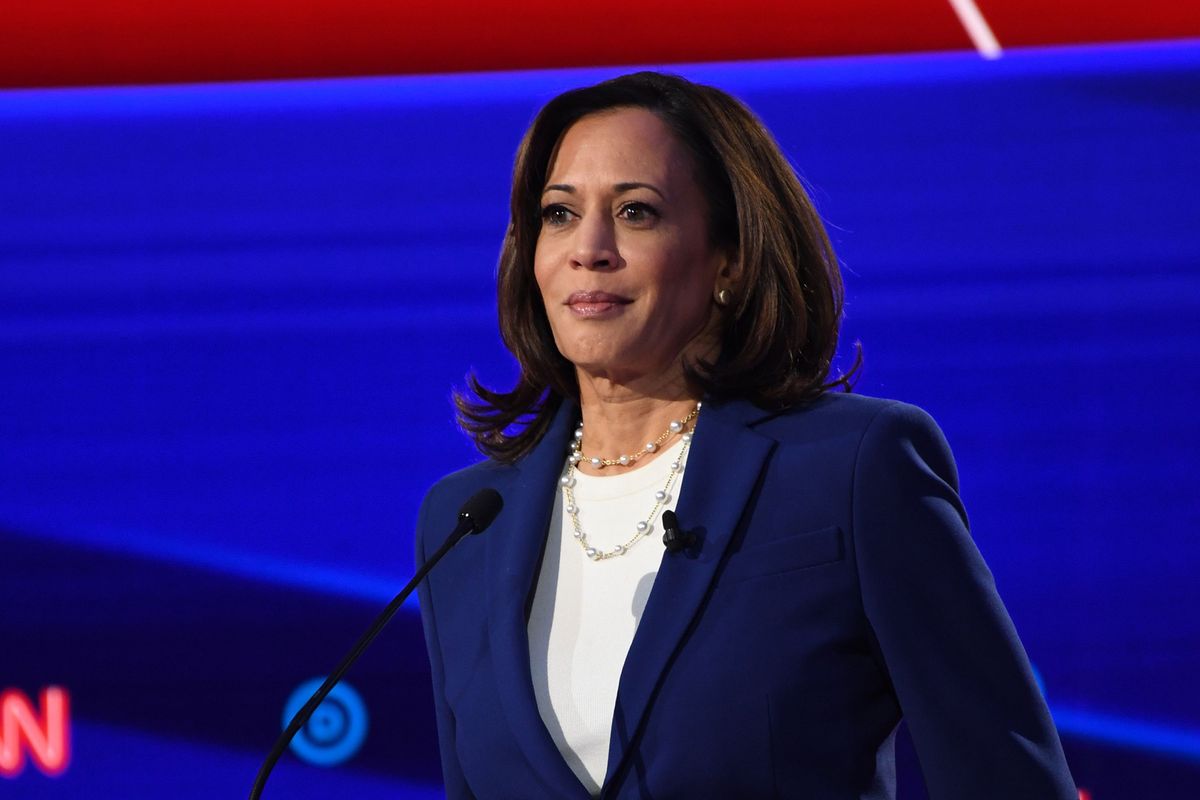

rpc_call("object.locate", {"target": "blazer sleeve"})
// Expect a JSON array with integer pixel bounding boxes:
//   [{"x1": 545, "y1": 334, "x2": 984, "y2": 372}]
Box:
[
  {"x1": 415, "y1": 487, "x2": 477, "y2": 799},
  {"x1": 852, "y1": 402, "x2": 1076, "y2": 799}
]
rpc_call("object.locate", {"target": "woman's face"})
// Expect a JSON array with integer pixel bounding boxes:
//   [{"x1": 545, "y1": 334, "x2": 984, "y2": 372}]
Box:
[{"x1": 534, "y1": 107, "x2": 731, "y2": 386}]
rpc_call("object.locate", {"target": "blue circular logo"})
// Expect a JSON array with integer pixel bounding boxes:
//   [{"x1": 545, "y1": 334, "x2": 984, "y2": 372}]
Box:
[{"x1": 282, "y1": 678, "x2": 369, "y2": 766}]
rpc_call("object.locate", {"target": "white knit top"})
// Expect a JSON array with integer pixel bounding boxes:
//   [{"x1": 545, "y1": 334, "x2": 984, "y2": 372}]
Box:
[{"x1": 527, "y1": 438, "x2": 690, "y2": 795}]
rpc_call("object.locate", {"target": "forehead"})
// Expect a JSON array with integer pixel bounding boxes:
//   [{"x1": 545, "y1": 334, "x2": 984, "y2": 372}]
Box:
[{"x1": 545, "y1": 107, "x2": 693, "y2": 187}]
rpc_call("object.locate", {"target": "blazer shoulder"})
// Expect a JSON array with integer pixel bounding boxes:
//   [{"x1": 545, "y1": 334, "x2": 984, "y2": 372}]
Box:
[
  {"x1": 425, "y1": 457, "x2": 510, "y2": 499},
  {"x1": 751, "y1": 391, "x2": 945, "y2": 444},
  {"x1": 417, "y1": 458, "x2": 514, "y2": 552}
]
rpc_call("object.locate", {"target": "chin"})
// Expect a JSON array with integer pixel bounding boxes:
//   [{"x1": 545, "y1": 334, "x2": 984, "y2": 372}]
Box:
[{"x1": 558, "y1": 336, "x2": 629, "y2": 369}]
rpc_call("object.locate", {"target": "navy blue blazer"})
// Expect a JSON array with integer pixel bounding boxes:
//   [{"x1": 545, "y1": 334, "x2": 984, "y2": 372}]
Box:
[{"x1": 415, "y1": 392, "x2": 1076, "y2": 798}]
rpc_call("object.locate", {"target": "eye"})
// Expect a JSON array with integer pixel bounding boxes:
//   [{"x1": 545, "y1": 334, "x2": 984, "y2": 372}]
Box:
[
  {"x1": 540, "y1": 204, "x2": 574, "y2": 227},
  {"x1": 617, "y1": 201, "x2": 660, "y2": 225}
]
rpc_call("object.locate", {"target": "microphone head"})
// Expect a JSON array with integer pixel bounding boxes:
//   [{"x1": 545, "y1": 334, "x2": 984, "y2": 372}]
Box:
[
  {"x1": 458, "y1": 488, "x2": 503, "y2": 535},
  {"x1": 661, "y1": 509, "x2": 694, "y2": 553}
]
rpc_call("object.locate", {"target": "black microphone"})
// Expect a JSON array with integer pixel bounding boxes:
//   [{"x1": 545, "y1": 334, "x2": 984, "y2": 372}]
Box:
[
  {"x1": 662, "y1": 509, "x2": 695, "y2": 553},
  {"x1": 248, "y1": 488, "x2": 503, "y2": 799}
]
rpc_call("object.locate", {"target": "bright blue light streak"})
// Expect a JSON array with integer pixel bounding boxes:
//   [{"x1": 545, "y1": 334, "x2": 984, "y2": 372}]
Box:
[
  {"x1": 1052, "y1": 706, "x2": 1200, "y2": 764},
  {"x1": 1, "y1": 518, "x2": 410, "y2": 607}
]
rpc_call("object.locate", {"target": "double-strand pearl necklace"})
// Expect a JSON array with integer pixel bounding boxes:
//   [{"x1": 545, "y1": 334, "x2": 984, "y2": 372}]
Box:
[{"x1": 559, "y1": 403, "x2": 700, "y2": 561}]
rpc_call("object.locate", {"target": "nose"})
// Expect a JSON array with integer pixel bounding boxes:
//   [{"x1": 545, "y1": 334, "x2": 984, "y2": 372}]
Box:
[{"x1": 569, "y1": 215, "x2": 619, "y2": 271}]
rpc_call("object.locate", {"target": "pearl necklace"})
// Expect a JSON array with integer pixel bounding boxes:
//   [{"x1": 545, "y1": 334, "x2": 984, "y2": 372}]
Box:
[{"x1": 559, "y1": 403, "x2": 700, "y2": 561}]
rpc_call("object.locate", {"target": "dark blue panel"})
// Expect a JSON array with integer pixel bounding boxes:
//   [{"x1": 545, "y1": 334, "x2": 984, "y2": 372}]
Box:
[{"x1": 1, "y1": 40, "x2": 1198, "y2": 796}]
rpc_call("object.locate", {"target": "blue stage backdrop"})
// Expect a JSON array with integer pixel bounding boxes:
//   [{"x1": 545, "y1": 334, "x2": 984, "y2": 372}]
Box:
[{"x1": 2, "y1": 40, "x2": 1198, "y2": 798}]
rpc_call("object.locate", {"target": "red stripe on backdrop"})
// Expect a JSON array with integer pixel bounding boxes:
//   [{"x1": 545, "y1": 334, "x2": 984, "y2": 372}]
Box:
[
  {"x1": 1, "y1": 0, "x2": 969, "y2": 89},
  {"x1": 2, "y1": 1, "x2": 1198, "y2": 89},
  {"x1": 977, "y1": 0, "x2": 1200, "y2": 49}
]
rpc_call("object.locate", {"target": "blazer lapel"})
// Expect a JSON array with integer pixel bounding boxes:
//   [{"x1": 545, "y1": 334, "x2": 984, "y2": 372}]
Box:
[
  {"x1": 486, "y1": 400, "x2": 592, "y2": 797},
  {"x1": 604, "y1": 398, "x2": 777, "y2": 789}
]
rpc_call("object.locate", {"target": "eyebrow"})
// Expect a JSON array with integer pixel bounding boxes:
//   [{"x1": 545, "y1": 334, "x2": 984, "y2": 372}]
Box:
[{"x1": 542, "y1": 182, "x2": 667, "y2": 201}]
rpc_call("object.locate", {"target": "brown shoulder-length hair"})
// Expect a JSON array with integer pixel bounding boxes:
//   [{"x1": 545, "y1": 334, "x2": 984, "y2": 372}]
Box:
[{"x1": 455, "y1": 71, "x2": 860, "y2": 463}]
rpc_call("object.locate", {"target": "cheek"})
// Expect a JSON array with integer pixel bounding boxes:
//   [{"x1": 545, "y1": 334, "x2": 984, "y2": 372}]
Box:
[
  {"x1": 532, "y1": 248, "x2": 554, "y2": 300},
  {"x1": 532, "y1": 250, "x2": 569, "y2": 342},
  {"x1": 667, "y1": 282, "x2": 716, "y2": 329},
  {"x1": 656, "y1": 244, "x2": 718, "y2": 316}
]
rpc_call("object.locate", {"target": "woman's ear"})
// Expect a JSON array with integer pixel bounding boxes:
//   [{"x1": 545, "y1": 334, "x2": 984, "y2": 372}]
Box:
[
  {"x1": 716, "y1": 252, "x2": 742, "y2": 291},
  {"x1": 712, "y1": 253, "x2": 741, "y2": 308},
  {"x1": 723, "y1": 245, "x2": 743, "y2": 279}
]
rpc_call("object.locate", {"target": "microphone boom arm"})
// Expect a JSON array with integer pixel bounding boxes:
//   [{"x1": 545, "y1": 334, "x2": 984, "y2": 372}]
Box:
[{"x1": 248, "y1": 488, "x2": 501, "y2": 799}]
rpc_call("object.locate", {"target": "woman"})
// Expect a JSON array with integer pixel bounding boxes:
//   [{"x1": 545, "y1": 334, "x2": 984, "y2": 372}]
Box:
[{"x1": 415, "y1": 72, "x2": 1075, "y2": 799}]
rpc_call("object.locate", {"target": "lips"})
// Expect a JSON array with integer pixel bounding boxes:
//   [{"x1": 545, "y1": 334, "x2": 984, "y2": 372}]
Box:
[{"x1": 565, "y1": 290, "x2": 632, "y2": 316}]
